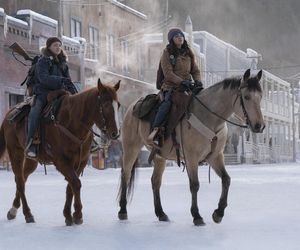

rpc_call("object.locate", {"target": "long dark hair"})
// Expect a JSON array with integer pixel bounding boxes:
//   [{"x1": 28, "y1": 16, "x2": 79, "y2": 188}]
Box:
[{"x1": 166, "y1": 40, "x2": 194, "y2": 61}]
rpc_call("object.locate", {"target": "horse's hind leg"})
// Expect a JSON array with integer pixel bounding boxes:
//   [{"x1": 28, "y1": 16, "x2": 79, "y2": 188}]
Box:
[
  {"x1": 208, "y1": 153, "x2": 231, "y2": 223},
  {"x1": 151, "y1": 156, "x2": 169, "y2": 221},
  {"x1": 7, "y1": 148, "x2": 35, "y2": 223},
  {"x1": 118, "y1": 141, "x2": 142, "y2": 220},
  {"x1": 7, "y1": 159, "x2": 38, "y2": 220},
  {"x1": 187, "y1": 165, "x2": 205, "y2": 226}
]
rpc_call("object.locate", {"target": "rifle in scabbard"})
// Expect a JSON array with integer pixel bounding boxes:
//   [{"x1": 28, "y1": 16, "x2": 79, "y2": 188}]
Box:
[{"x1": 9, "y1": 42, "x2": 34, "y2": 62}]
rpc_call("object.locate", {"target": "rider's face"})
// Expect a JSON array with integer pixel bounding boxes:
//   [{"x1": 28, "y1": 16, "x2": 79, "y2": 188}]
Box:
[
  {"x1": 173, "y1": 33, "x2": 184, "y2": 48},
  {"x1": 49, "y1": 41, "x2": 62, "y2": 56}
]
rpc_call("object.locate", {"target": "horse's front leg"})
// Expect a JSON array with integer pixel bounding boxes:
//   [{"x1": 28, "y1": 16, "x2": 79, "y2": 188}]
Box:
[
  {"x1": 187, "y1": 165, "x2": 205, "y2": 226},
  {"x1": 208, "y1": 153, "x2": 231, "y2": 223},
  {"x1": 152, "y1": 156, "x2": 168, "y2": 221},
  {"x1": 7, "y1": 159, "x2": 38, "y2": 220},
  {"x1": 59, "y1": 163, "x2": 83, "y2": 225},
  {"x1": 63, "y1": 184, "x2": 73, "y2": 226}
]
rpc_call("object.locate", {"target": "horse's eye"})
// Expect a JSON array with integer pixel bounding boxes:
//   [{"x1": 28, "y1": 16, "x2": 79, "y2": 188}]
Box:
[{"x1": 244, "y1": 95, "x2": 250, "y2": 100}]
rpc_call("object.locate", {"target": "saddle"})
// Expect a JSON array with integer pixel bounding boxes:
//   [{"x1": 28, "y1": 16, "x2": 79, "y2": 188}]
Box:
[
  {"x1": 133, "y1": 91, "x2": 192, "y2": 139},
  {"x1": 133, "y1": 91, "x2": 192, "y2": 166},
  {"x1": 7, "y1": 90, "x2": 67, "y2": 159},
  {"x1": 7, "y1": 90, "x2": 68, "y2": 125}
]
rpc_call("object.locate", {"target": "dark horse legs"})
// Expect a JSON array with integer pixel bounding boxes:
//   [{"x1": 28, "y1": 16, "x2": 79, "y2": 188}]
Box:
[
  {"x1": 187, "y1": 165, "x2": 205, "y2": 226},
  {"x1": 60, "y1": 167, "x2": 83, "y2": 225},
  {"x1": 212, "y1": 168, "x2": 231, "y2": 223},
  {"x1": 151, "y1": 156, "x2": 169, "y2": 221},
  {"x1": 209, "y1": 154, "x2": 231, "y2": 223},
  {"x1": 63, "y1": 162, "x2": 87, "y2": 226}
]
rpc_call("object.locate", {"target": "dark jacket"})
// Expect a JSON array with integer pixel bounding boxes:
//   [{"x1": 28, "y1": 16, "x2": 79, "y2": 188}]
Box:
[
  {"x1": 160, "y1": 47, "x2": 201, "y2": 90},
  {"x1": 33, "y1": 47, "x2": 71, "y2": 96}
]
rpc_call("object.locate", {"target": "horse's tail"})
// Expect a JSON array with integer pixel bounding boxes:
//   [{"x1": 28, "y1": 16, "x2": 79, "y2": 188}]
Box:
[
  {"x1": 118, "y1": 158, "x2": 138, "y2": 203},
  {"x1": 0, "y1": 122, "x2": 6, "y2": 159}
]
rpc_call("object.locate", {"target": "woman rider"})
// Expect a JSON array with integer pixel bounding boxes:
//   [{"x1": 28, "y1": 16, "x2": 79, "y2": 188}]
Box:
[{"x1": 147, "y1": 27, "x2": 203, "y2": 146}]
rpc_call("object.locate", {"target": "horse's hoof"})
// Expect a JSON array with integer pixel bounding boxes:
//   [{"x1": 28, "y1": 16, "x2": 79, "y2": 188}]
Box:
[
  {"x1": 65, "y1": 218, "x2": 73, "y2": 226},
  {"x1": 7, "y1": 211, "x2": 16, "y2": 220},
  {"x1": 212, "y1": 210, "x2": 223, "y2": 224},
  {"x1": 25, "y1": 216, "x2": 35, "y2": 223},
  {"x1": 193, "y1": 217, "x2": 206, "y2": 226},
  {"x1": 73, "y1": 217, "x2": 83, "y2": 225},
  {"x1": 118, "y1": 212, "x2": 128, "y2": 220},
  {"x1": 7, "y1": 207, "x2": 18, "y2": 220},
  {"x1": 158, "y1": 214, "x2": 169, "y2": 222}
]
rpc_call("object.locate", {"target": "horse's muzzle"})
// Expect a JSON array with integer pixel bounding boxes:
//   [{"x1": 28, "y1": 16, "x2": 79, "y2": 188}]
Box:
[{"x1": 252, "y1": 123, "x2": 265, "y2": 133}]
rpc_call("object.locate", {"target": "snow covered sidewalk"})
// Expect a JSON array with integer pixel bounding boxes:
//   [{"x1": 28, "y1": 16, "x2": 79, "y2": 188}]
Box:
[{"x1": 0, "y1": 163, "x2": 299, "y2": 250}]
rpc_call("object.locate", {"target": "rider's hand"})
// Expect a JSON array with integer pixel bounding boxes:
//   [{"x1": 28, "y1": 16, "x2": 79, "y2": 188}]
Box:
[
  {"x1": 194, "y1": 80, "x2": 203, "y2": 89},
  {"x1": 180, "y1": 80, "x2": 193, "y2": 89}
]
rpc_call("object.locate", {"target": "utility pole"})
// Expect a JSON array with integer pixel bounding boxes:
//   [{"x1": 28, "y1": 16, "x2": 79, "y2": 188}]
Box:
[
  {"x1": 292, "y1": 82, "x2": 296, "y2": 162},
  {"x1": 57, "y1": 0, "x2": 63, "y2": 38},
  {"x1": 163, "y1": 0, "x2": 169, "y2": 45}
]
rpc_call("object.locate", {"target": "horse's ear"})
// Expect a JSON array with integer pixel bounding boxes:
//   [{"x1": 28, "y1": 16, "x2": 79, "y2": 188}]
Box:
[
  {"x1": 256, "y1": 70, "x2": 263, "y2": 81},
  {"x1": 243, "y1": 69, "x2": 251, "y2": 81},
  {"x1": 114, "y1": 80, "x2": 121, "y2": 92},
  {"x1": 98, "y1": 78, "x2": 104, "y2": 91}
]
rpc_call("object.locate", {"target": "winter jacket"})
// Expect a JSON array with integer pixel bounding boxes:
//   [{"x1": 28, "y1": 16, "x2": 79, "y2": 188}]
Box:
[
  {"x1": 160, "y1": 47, "x2": 201, "y2": 91},
  {"x1": 33, "y1": 48, "x2": 71, "y2": 96}
]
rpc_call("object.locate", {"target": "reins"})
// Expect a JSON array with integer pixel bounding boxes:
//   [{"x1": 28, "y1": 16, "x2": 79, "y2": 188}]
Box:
[{"x1": 191, "y1": 85, "x2": 249, "y2": 129}]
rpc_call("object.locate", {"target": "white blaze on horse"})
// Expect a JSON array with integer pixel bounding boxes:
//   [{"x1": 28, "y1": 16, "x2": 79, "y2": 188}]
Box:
[{"x1": 118, "y1": 69, "x2": 265, "y2": 226}]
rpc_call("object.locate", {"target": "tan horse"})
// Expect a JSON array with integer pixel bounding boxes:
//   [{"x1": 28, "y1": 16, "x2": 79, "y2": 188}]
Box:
[
  {"x1": 118, "y1": 69, "x2": 265, "y2": 226},
  {"x1": 0, "y1": 79, "x2": 120, "y2": 225}
]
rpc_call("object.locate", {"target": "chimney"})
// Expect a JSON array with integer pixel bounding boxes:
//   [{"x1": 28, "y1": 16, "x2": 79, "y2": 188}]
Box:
[{"x1": 185, "y1": 15, "x2": 193, "y2": 45}]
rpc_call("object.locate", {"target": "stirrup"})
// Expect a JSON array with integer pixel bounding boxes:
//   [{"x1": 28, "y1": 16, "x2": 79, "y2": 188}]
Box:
[
  {"x1": 24, "y1": 140, "x2": 37, "y2": 159},
  {"x1": 147, "y1": 128, "x2": 161, "y2": 149}
]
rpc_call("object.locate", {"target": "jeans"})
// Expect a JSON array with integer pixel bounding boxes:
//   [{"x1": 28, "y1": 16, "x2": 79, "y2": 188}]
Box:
[
  {"x1": 26, "y1": 95, "x2": 47, "y2": 145},
  {"x1": 152, "y1": 89, "x2": 173, "y2": 128}
]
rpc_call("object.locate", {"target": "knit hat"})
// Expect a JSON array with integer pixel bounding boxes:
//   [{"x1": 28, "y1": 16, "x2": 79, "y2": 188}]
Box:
[
  {"x1": 46, "y1": 37, "x2": 62, "y2": 48},
  {"x1": 167, "y1": 28, "x2": 185, "y2": 43}
]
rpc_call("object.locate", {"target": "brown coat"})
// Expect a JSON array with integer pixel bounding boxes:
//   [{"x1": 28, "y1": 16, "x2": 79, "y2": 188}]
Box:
[{"x1": 160, "y1": 48, "x2": 201, "y2": 90}]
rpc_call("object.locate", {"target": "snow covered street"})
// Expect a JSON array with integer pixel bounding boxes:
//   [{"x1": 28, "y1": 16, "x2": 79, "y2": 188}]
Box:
[{"x1": 0, "y1": 163, "x2": 300, "y2": 250}]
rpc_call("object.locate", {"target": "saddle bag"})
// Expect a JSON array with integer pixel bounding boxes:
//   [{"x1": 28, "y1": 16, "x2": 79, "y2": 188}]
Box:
[
  {"x1": 132, "y1": 94, "x2": 159, "y2": 120},
  {"x1": 7, "y1": 97, "x2": 35, "y2": 124}
]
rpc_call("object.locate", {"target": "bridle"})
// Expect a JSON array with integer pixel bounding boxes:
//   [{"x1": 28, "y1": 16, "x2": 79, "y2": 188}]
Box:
[
  {"x1": 96, "y1": 95, "x2": 108, "y2": 132},
  {"x1": 191, "y1": 79, "x2": 250, "y2": 129}
]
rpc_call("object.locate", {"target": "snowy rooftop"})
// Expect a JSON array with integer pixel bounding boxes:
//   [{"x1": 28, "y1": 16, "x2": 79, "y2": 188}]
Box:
[
  {"x1": 16, "y1": 9, "x2": 57, "y2": 28},
  {"x1": 62, "y1": 35, "x2": 80, "y2": 45},
  {"x1": 6, "y1": 15, "x2": 28, "y2": 27},
  {"x1": 193, "y1": 31, "x2": 256, "y2": 57}
]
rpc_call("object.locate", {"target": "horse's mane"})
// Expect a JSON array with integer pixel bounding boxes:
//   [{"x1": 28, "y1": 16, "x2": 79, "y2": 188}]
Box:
[
  {"x1": 69, "y1": 84, "x2": 118, "y2": 101},
  {"x1": 206, "y1": 76, "x2": 262, "y2": 93}
]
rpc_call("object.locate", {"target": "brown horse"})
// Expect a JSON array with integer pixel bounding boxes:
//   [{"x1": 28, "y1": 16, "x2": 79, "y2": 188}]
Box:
[
  {"x1": 118, "y1": 69, "x2": 265, "y2": 226},
  {"x1": 0, "y1": 78, "x2": 120, "y2": 225}
]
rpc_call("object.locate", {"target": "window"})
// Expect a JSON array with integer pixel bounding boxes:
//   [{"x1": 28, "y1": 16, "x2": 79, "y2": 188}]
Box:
[
  {"x1": 9, "y1": 94, "x2": 24, "y2": 108},
  {"x1": 71, "y1": 18, "x2": 82, "y2": 37},
  {"x1": 121, "y1": 39, "x2": 129, "y2": 73},
  {"x1": 89, "y1": 26, "x2": 99, "y2": 60},
  {"x1": 106, "y1": 35, "x2": 114, "y2": 67}
]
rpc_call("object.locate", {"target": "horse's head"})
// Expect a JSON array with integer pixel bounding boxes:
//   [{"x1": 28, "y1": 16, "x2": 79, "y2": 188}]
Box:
[
  {"x1": 234, "y1": 69, "x2": 265, "y2": 133},
  {"x1": 94, "y1": 78, "x2": 121, "y2": 140}
]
